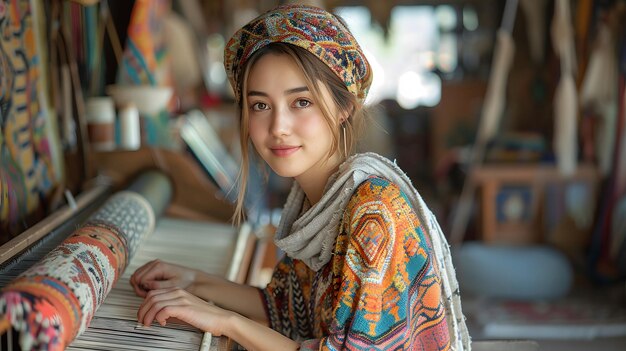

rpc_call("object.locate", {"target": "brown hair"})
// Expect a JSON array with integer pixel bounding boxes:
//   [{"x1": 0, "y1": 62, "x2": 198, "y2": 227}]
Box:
[{"x1": 232, "y1": 43, "x2": 370, "y2": 226}]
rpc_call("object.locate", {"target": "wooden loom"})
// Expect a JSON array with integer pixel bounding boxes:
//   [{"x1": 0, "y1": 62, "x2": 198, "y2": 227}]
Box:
[{"x1": 0, "y1": 151, "x2": 257, "y2": 351}]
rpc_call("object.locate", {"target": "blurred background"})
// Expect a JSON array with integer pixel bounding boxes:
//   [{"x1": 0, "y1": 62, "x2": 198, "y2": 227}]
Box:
[{"x1": 1, "y1": 0, "x2": 625, "y2": 349}]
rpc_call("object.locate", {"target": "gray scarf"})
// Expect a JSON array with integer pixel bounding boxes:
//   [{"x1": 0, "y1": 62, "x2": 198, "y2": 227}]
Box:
[{"x1": 274, "y1": 152, "x2": 471, "y2": 350}]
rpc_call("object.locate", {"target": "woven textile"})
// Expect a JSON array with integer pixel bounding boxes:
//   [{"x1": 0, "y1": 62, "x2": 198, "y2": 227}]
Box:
[
  {"x1": 224, "y1": 4, "x2": 372, "y2": 103},
  {"x1": 0, "y1": 0, "x2": 62, "y2": 243},
  {"x1": 261, "y1": 177, "x2": 452, "y2": 350},
  {"x1": 0, "y1": 191, "x2": 155, "y2": 350}
]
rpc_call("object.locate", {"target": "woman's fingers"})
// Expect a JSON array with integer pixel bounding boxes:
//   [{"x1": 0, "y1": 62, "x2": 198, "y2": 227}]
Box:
[
  {"x1": 142, "y1": 278, "x2": 178, "y2": 291},
  {"x1": 135, "y1": 260, "x2": 170, "y2": 284},
  {"x1": 137, "y1": 288, "x2": 190, "y2": 326},
  {"x1": 131, "y1": 260, "x2": 184, "y2": 297},
  {"x1": 130, "y1": 260, "x2": 161, "y2": 291},
  {"x1": 138, "y1": 287, "x2": 180, "y2": 326},
  {"x1": 137, "y1": 288, "x2": 226, "y2": 334},
  {"x1": 131, "y1": 259, "x2": 159, "y2": 281}
]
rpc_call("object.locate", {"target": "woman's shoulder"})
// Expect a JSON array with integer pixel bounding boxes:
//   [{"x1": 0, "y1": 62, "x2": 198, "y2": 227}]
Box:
[
  {"x1": 338, "y1": 175, "x2": 428, "y2": 272},
  {"x1": 342, "y1": 175, "x2": 421, "y2": 237},
  {"x1": 347, "y1": 175, "x2": 410, "y2": 209}
]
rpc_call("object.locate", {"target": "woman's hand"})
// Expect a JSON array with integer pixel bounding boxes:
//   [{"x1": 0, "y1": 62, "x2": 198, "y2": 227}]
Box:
[
  {"x1": 138, "y1": 288, "x2": 299, "y2": 351},
  {"x1": 137, "y1": 287, "x2": 234, "y2": 336},
  {"x1": 130, "y1": 260, "x2": 198, "y2": 297},
  {"x1": 130, "y1": 260, "x2": 267, "y2": 322}
]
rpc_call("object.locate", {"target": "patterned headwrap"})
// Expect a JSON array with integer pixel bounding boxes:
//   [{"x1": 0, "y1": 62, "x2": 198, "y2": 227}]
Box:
[{"x1": 224, "y1": 4, "x2": 372, "y2": 103}]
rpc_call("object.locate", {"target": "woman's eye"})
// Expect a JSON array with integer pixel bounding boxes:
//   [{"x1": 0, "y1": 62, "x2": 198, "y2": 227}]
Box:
[
  {"x1": 295, "y1": 99, "x2": 311, "y2": 108},
  {"x1": 252, "y1": 102, "x2": 268, "y2": 111}
]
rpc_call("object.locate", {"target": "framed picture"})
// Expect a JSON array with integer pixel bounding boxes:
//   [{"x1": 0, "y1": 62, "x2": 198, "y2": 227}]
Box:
[
  {"x1": 496, "y1": 185, "x2": 534, "y2": 223},
  {"x1": 493, "y1": 184, "x2": 539, "y2": 244}
]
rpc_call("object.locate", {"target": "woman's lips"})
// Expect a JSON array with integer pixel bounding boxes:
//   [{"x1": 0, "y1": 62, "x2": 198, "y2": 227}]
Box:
[{"x1": 270, "y1": 146, "x2": 300, "y2": 157}]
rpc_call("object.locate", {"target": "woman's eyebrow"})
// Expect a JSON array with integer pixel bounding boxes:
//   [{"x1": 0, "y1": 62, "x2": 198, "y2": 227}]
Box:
[
  {"x1": 247, "y1": 90, "x2": 267, "y2": 97},
  {"x1": 247, "y1": 86, "x2": 309, "y2": 97},
  {"x1": 284, "y1": 86, "x2": 309, "y2": 95}
]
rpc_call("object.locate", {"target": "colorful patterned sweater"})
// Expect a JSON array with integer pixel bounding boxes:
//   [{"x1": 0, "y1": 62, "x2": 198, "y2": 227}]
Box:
[{"x1": 259, "y1": 176, "x2": 451, "y2": 350}]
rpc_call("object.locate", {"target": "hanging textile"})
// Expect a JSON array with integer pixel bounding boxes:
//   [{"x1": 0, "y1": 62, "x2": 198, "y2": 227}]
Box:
[
  {"x1": 0, "y1": 0, "x2": 63, "y2": 244},
  {"x1": 115, "y1": 0, "x2": 174, "y2": 147}
]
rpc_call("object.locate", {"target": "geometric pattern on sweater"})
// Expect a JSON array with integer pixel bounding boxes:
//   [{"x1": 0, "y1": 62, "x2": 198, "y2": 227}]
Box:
[{"x1": 260, "y1": 176, "x2": 451, "y2": 350}]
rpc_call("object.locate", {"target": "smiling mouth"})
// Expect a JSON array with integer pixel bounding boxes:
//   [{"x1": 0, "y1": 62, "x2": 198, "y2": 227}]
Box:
[{"x1": 270, "y1": 146, "x2": 300, "y2": 157}]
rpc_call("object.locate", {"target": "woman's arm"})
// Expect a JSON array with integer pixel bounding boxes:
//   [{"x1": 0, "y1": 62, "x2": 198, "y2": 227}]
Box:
[
  {"x1": 137, "y1": 287, "x2": 298, "y2": 351},
  {"x1": 228, "y1": 312, "x2": 300, "y2": 351},
  {"x1": 189, "y1": 273, "x2": 267, "y2": 322}
]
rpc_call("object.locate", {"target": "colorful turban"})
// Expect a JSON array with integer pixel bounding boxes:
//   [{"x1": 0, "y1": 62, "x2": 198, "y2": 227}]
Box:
[{"x1": 224, "y1": 4, "x2": 372, "y2": 103}]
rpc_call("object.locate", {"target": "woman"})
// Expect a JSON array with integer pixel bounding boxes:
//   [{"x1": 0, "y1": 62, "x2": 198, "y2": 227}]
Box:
[{"x1": 130, "y1": 4, "x2": 470, "y2": 350}]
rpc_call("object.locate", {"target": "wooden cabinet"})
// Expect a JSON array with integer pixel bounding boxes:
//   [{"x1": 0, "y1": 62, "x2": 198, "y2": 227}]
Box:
[{"x1": 471, "y1": 164, "x2": 600, "y2": 245}]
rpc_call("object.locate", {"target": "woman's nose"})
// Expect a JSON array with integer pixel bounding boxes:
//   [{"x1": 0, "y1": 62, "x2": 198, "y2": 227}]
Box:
[{"x1": 270, "y1": 107, "x2": 291, "y2": 136}]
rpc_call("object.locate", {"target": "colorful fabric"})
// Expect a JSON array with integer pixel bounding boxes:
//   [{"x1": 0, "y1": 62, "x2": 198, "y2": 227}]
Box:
[
  {"x1": 0, "y1": 191, "x2": 155, "y2": 350},
  {"x1": 117, "y1": 0, "x2": 173, "y2": 147},
  {"x1": 270, "y1": 152, "x2": 469, "y2": 350},
  {"x1": 117, "y1": 0, "x2": 172, "y2": 86},
  {"x1": 0, "y1": 0, "x2": 62, "y2": 244},
  {"x1": 224, "y1": 4, "x2": 372, "y2": 103},
  {"x1": 261, "y1": 177, "x2": 452, "y2": 350}
]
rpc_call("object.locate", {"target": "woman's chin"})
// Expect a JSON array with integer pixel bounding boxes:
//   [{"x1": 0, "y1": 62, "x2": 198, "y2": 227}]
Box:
[{"x1": 269, "y1": 167, "x2": 299, "y2": 178}]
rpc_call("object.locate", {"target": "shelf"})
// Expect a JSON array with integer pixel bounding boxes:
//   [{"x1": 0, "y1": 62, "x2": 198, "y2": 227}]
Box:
[{"x1": 92, "y1": 148, "x2": 236, "y2": 223}]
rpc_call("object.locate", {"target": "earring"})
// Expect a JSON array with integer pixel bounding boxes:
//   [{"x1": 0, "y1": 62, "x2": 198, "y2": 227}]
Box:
[{"x1": 342, "y1": 123, "x2": 348, "y2": 157}]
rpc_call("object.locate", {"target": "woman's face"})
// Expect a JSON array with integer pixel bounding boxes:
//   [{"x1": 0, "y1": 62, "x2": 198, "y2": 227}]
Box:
[{"x1": 246, "y1": 52, "x2": 340, "y2": 183}]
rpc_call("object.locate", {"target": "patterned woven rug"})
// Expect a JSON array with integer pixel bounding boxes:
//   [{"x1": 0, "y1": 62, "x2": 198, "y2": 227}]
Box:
[{"x1": 464, "y1": 288, "x2": 626, "y2": 340}]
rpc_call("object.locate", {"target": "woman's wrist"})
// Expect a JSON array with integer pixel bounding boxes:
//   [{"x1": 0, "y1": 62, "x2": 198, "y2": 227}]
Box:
[
  {"x1": 186, "y1": 281, "x2": 198, "y2": 295},
  {"x1": 187, "y1": 273, "x2": 224, "y2": 300},
  {"x1": 226, "y1": 312, "x2": 299, "y2": 351},
  {"x1": 187, "y1": 279, "x2": 212, "y2": 299},
  {"x1": 222, "y1": 310, "x2": 245, "y2": 338}
]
